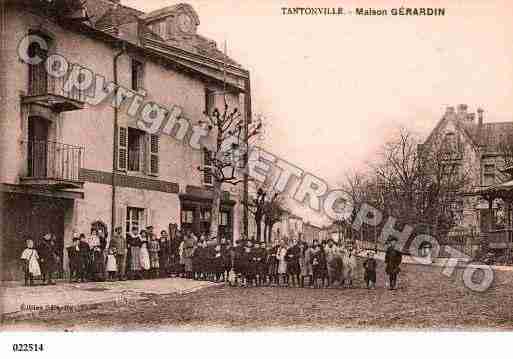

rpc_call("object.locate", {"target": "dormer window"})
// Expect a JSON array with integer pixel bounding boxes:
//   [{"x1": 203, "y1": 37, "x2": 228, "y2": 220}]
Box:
[{"x1": 141, "y1": 4, "x2": 200, "y2": 42}]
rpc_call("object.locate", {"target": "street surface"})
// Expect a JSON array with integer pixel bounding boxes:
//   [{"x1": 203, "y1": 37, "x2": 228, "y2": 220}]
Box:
[{"x1": 3, "y1": 261, "x2": 513, "y2": 330}]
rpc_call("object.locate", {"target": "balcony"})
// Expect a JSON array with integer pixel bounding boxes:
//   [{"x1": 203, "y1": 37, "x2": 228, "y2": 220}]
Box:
[
  {"x1": 22, "y1": 66, "x2": 85, "y2": 112},
  {"x1": 482, "y1": 228, "x2": 513, "y2": 250},
  {"x1": 21, "y1": 140, "x2": 85, "y2": 189}
]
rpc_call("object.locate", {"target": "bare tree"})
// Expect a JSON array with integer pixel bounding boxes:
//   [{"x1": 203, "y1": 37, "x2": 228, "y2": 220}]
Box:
[
  {"x1": 263, "y1": 193, "x2": 285, "y2": 244},
  {"x1": 198, "y1": 101, "x2": 261, "y2": 240},
  {"x1": 244, "y1": 187, "x2": 267, "y2": 242},
  {"x1": 497, "y1": 131, "x2": 513, "y2": 182},
  {"x1": 371, "y1": 128, "x2": 472, "y2": 240}
]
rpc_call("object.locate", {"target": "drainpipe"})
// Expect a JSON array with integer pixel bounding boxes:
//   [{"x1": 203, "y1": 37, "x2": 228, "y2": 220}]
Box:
[
  {"x1": 111, "y1": 43, "x2": 126, "y2": 239},
  {"x1": 243, "y1": 76, "x2": 252, "y2": 240}
]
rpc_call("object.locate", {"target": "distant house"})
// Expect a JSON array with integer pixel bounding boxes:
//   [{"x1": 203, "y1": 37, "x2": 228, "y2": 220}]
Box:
[{"x1": 421, "y1": 104, "x2": 513, "y2": 238}]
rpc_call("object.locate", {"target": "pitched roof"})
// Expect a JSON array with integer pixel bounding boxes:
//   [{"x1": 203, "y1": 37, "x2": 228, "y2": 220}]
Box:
[
  {"x1": 85, "y1": 0, "x2": 240, "y2": 66},
  {"x1": 85, "y1": 0, "x2": 143, "y2": 26},
  {"x1": 424, "y1": 106, "x2": 513, "y2": 153}
]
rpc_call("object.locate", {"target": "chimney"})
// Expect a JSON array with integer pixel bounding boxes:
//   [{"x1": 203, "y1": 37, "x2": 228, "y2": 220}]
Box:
[
  {"x1": 457, "y1": 104, "x2": 468, "y2": 120},
  {"x1": 477, "y1": 108, "x2": 484, "y2": 127}
]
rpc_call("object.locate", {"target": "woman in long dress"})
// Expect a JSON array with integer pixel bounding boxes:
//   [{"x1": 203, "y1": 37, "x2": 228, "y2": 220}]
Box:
[
  {"x1": 139, "y1": 231, "x2": 151, "y2": 277},
  {"x1": 89, "y1": 229, "x2": 105, "y2": 281},
  {"x1": 183, "y1": 233, "x2": 196, "y2": 279},
  {"x1": 127, "y1": 227, "x2": 142, "y2": 279}
]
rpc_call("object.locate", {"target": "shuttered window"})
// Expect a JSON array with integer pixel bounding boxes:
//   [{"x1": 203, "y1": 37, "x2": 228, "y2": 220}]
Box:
[
  {"x1": 149, "y1": 134, "x2": 159, "y2": 176},
  {"x1": 118, "y1": 126, "x2": 128, "y2": 171},
  {"x1": 203, "y1": 149, "x2": 213, "y2": 185}
]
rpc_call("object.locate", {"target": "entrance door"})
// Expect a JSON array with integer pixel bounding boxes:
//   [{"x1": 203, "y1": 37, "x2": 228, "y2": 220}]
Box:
[
  {"x1": 27, "y1": 117, "x2": 49, "y2": 178},
  {"x1": 2, "y1": 193, "x2": 69, "y2": 281}
]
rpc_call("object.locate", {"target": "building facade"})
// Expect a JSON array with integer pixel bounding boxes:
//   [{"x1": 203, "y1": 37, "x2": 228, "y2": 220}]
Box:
[
  {"x1": 0, "y1": 0, "x2": 251, "y2": 280},
  {"x1": 421, "y1": 104, "x2": 513, "y2": 238}
]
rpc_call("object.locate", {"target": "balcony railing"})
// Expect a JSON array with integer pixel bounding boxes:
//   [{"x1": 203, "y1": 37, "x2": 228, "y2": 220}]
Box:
[
  {"x1": 23, "y1": 66, "x2": 86, "y2": 112},
  {"x1": 482, "y1": 229, "x2": 513, "y2": 250},
  {"x1": 23, "y1": 140, "x2": 84, "y2": 188}
]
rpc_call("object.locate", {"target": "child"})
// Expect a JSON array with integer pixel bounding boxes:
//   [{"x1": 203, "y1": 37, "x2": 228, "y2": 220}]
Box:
[
  {"x1": 106, "y1": 248, "x2": 118, "y2": 281},
  {"x1": 311, "y1": 241, "x2": 327, "y2": 288},
  {"x1": 21, "y1": 238, "x2": 41, "y2": 286},
  {"x1": 277, "y1": 241, "x2": 288, "y2": 287},
  {"x1": 241, "y1": 241, "x2": 255, "y2": 287},
  {"x1": 363, "y1": 251, "x2": 377, "y2": 289},
  {"x1": 255, "y1": 242, "x2": 267, "y2": 286}
]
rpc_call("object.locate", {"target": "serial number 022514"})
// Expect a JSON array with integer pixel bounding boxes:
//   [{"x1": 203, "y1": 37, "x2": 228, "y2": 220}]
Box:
[{"x1": 12, "y1": 344, "x2": 44, "y2": 352}]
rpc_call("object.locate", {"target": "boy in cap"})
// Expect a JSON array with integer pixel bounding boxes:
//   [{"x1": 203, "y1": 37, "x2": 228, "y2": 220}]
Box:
[{"x1": 363, "y1": 251, "x2": 377, "y2": 289}]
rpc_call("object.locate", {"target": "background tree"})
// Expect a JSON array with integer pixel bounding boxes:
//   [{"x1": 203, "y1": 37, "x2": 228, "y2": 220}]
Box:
[
  {"x1": 245, "y1": 187, "x2": 267, "y2": 242},
  {"x1": 497, "y1": 130, "x2": 513, "y2": 182},
  {"x1": 372, "y1": 128, "x2": 472, "y2": 240},
  {"x1": 341, "y1": 128, "x2": 472, "y2": 248},
  {"x1": 263, "y1": 193, "x2": 285, "y2": 244},
  {"x1": 198, "y1": 100, "x2": 262, "y2": 240}
]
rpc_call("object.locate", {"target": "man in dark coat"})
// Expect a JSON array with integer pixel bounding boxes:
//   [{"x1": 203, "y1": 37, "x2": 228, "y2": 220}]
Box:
[
  {"x1": 254, "y1": 242, "x2": 267, "y2": 286},
  {"x1": 385, "y1": 240, "x2": 403, "y2": 290},
  {"x1": 67, "y1": 235, "x2": 81, "y2": 282},
  {"x1": 286, "y1": 240, "x2": 301, "y2": 287},
  {"x1": 38, "y1": 233, "x2": 58, "y2": 285},
  {"x1": 77, "y1": 234, "x2": 90, "y2": 282}
]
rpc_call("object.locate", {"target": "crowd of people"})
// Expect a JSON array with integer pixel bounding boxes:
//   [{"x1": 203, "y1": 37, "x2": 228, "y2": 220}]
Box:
[{"x1": 20, "y1": 224, "x2": 404, "y2": 290}]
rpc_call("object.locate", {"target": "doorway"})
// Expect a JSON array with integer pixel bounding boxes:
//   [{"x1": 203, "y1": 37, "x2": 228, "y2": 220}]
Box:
[{"x1": 27, "y1": 116, "x2": 50, "y2": 178}]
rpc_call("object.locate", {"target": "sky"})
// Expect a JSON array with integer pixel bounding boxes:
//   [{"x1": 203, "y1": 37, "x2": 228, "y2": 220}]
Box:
[{"x1": 122, "y1": 0, "x2": 513, "y2": 224}]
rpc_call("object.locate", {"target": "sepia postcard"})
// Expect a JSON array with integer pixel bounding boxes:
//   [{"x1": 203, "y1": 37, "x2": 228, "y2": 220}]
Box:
[{"x1": 0, "y1": 0, "x2": 512, "y2": 355}]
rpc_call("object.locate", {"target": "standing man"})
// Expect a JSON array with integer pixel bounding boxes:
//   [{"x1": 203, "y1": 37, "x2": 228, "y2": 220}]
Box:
[
  {"x1": 37, "y1": 233, "x2": 58, "y2": 285},
  {"x1": 385, "y1": 239, "x2": 403, "y2": 290},
  {"x1": 110, "y1": 226, "x2": 127, "y2": 281}
]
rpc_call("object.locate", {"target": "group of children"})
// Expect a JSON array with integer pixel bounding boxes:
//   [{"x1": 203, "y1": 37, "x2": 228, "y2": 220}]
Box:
[
  {"x1": 184, "y1": 237, "x2": 379, "y2": 290},
  {"x1": 20, "y1": 227, "x2": 380, "y2": 290}
]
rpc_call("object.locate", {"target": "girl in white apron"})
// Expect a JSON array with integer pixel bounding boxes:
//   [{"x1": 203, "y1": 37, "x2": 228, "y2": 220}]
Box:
[{"x1": 21, "y1": 239, "x2": 41, "y2": 286}]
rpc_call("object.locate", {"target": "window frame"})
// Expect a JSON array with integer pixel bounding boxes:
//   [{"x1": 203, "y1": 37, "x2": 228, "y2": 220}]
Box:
[
  {"x1": 127, "y1": 127, "x2": 145, "y2": 173},
  {"x1": 126, "y1": 207, "x2": 145, "y2": 236},
  {"x1": 131, "y1": 58, "x2": 145, "y2": 92},
  {"x1": 203, "y1": 149, "x2": 213, "y2": 186}
]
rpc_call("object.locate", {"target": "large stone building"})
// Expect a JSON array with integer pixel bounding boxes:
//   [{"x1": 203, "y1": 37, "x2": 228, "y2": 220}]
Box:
[
  {"x1": 0, "y1": 0, "x2": 251, "y2": 280},
  {"x1": 421, "y1": 104, "x2": 513, "y2": 238}
]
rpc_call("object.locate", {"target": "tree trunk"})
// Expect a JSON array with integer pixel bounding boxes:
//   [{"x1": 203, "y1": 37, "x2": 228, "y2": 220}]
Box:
[
  {"x1": 255, "y1": 218, "x2": 262, "y2": 243},
  {"x1": 267, "y1": 222, "x2": 274, "y2": 244},
  {"x1": 209, "y1": 179, "x2": 221, "y2": 241}
]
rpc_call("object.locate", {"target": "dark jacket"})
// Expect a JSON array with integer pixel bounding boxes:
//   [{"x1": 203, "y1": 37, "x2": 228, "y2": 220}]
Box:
[
  {"x1": 385, "y1": 247, "x2": 402, "y2": 274},
  {"x1": 37, "y1": 238, "x2": 58, "y2": 266}
]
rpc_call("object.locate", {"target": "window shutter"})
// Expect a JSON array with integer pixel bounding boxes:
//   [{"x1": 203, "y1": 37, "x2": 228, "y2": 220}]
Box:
[
  {"x1": 118, "y1": 126, "x2": 128, "y2": 171},
  {"x1": 203, "y1": 149, "x2": 213, "y2": 185},
  {"x1": 150, "y1": 134, "x2": 159, "y2": 176},
  {"x1": 116, "y1": 206, "x2": 127, "y2": 235},
  {"x1": 144, "y1": 208, "x2": 156, "y2": 229}
]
